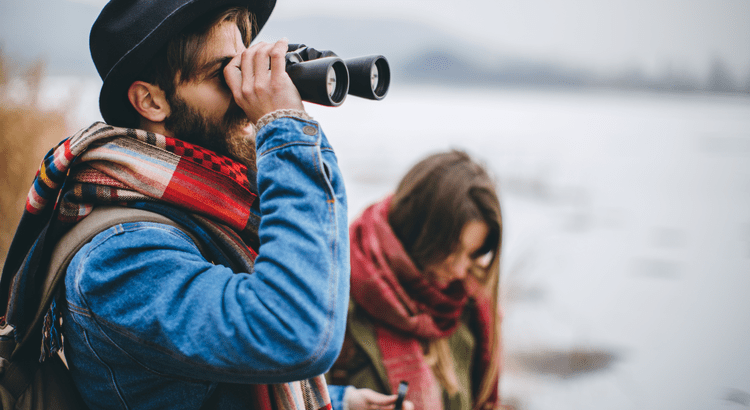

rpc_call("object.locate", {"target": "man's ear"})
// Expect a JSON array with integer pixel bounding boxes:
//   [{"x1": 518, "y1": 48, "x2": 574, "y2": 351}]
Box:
[{"x1": 127, "y1": 81, "x2": 170, "y2": 123}]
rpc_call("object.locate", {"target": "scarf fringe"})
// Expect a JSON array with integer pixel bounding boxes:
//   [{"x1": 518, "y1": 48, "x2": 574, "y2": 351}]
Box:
[{"x1": 40, "y1": 297, "x2": 63, "y2": 362}]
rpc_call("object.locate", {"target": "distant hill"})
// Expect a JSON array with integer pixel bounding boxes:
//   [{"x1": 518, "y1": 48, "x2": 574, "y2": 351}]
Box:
[
  {"x1": 1, "y1": 3, "x2": 746, "y2": 94},
  {"x1": 255, "y1": 15, "x2": 595, "y2": 88},
  {"x1": 257, "y1": 15, "x2": 485, "y2": 63},
  {"x1": 0, "y1": 3, "x2": 568, "y2": 83}
]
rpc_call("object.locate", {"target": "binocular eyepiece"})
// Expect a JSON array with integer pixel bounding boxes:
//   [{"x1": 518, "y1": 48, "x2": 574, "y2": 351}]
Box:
[{"x1": 285, "y1": 44, "x2": 390, "y2": 107}]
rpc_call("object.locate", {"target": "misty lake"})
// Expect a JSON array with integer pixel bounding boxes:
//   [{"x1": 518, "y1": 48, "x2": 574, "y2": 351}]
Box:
[{"x1": 39, "y1": 77, "x2": 750, "y2": 409}]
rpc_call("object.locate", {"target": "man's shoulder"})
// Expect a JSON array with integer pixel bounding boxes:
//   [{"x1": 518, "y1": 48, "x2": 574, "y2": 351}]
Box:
[{"x1": 63, "y1": 207, "x2": 204, "y2": 283}]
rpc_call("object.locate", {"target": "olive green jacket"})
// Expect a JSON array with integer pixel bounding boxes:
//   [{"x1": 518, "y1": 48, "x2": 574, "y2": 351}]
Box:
[{"x1": 326, "y1": 300, "x2": 480, "y2": 410}]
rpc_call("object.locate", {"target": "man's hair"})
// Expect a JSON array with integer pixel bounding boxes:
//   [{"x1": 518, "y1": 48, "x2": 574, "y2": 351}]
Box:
[{"x1": 125, "y1": 7, "x2": 257, "y2": 128}]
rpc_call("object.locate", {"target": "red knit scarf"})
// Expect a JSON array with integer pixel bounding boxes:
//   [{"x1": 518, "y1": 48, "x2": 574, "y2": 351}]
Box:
[{"x1": 349, "y1": 196, "x2": 499, "y2": 410}]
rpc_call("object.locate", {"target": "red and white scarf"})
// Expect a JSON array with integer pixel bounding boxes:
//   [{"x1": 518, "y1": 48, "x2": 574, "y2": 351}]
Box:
[{"x1": 349, "y1": 195, "x2": 499, "y2": 410}]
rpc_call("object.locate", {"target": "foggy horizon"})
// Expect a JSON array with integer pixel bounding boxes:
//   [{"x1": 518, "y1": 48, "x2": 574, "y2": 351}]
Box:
[{"x1": 1, "y1": 0, "x2": 749, "y2": 83}]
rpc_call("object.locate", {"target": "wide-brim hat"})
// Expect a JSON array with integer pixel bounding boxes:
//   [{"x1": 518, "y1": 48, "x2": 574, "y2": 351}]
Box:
[{"x1": 91, "y1": 0, "x2": 276, "y2": 127}]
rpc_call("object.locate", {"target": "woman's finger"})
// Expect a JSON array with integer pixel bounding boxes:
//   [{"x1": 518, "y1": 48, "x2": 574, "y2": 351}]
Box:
[{"x1": 363, "y1": 391, "x2": 398, "y2": 406}]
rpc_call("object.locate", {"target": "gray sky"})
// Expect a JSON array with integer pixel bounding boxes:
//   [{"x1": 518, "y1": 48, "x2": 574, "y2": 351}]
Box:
[{"x1": 59, "y1": 0, "x2": 750, "y2": 80}]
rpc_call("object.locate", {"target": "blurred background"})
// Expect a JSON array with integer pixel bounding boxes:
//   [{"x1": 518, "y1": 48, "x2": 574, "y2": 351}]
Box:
[{"x1": 1, "y1": 0, "x2": 749, "y2": 409}]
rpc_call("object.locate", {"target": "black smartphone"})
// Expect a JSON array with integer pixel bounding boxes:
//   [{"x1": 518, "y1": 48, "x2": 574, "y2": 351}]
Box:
[{"x1": 394, "y1": 381, "x2": 409, "y2": 410}]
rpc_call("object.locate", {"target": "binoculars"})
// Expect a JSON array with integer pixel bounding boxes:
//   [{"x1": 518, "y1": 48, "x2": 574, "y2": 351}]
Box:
[{"x1": 285, "y1": 44, "x2": 390, "y2": 107}]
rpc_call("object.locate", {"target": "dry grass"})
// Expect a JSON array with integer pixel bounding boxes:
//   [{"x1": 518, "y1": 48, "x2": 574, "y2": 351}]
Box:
[{"x1": 1, "y1": 54, "x2": 70, "y2": 266}]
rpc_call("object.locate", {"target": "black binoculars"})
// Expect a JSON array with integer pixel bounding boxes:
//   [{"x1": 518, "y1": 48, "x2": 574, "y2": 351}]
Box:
[{"x1": 285, "y1": 44, "x2": 390, "y2": 107}]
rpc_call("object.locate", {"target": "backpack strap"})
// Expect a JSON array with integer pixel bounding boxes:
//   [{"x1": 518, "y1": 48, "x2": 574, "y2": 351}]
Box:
[
  {"x1": 15, "y1": 205, "x2": 208, "y2": 357},
  {"x1": 1, "y1": 206, "x2": 208, "y2": 404}
]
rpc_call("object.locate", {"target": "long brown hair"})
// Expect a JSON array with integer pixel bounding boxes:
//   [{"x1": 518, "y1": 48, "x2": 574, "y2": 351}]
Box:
[{"x1": 388, "y1": 150, "x2": 502, "y2": 410}]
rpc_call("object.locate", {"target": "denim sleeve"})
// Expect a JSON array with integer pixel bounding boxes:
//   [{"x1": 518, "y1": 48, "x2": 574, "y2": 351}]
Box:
[
  {"x1": 327, "y1": 385, "x2": 350, "y2": 410},
  {"x1": 66, "y1": 117, "x2": 349, "y2": 384}
]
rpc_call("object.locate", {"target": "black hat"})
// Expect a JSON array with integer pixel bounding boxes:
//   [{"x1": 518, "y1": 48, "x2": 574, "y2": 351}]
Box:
[{"x1": 90, "y1": 0, "x2": 276, "y2": 127}]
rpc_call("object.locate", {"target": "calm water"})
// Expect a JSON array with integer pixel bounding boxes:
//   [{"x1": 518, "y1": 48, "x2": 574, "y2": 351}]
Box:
[{"x1": 53, "y1": 78, "x2": 750, "y2": 409}]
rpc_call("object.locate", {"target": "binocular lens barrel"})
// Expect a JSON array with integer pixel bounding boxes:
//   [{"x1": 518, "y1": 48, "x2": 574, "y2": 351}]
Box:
[
  {"x1": 345, "y1": 55, "x2": 390, "y2": 100},
  {"x1": 286, "y1": 50, "x2": 390, "y2": 106},
  {"x1": 286, "y1": 57, "x2": 349, "y2": 106}
]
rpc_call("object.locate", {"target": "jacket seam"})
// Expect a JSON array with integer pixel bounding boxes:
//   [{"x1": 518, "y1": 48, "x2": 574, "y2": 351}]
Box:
[
  {"x1": 258, "y1": 139, "x2": 318, "y2": 158},
  {"x1": 81, "y1": 328, "x2": 129, "y2": 409}
]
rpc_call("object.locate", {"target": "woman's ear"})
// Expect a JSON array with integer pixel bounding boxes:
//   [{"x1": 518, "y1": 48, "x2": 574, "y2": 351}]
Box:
[{"x1": 127, "y1": 81, "x2": 170, "y2": 123}]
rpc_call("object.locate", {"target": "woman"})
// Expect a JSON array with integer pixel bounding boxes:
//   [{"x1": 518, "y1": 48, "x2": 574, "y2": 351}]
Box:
[{"x1": 328, "y1": 150, "x2": 505, "y2": 410}]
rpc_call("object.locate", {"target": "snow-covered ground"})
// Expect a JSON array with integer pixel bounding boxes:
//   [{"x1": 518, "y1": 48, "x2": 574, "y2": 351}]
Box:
[
  {"x1": 313, "y1": 86, "x2": 750, "y2": 410},
  {"x1": 39, "y1": 77, "x2": 750, "y2": 409}
]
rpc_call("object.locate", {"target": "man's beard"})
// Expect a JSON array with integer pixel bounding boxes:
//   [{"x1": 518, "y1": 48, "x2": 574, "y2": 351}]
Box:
[{"x1": 164, "y1": 94, "x2": 256, "y2": 170}]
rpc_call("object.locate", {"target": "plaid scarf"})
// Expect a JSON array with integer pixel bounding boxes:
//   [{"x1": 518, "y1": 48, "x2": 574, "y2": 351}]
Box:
[
  {"x1": 0, "y1": 122, "x2": 331, "y2": 410},
  {"x1": 349, "y1": 195, "x2": 499, "y2": 410}
]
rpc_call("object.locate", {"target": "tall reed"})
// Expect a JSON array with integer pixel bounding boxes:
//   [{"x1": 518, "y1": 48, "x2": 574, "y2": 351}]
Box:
[{"x1": 1, "y1": 54, "x2": 69, "y2": 266}]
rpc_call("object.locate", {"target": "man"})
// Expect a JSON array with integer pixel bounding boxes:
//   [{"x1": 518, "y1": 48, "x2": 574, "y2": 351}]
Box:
[{"x1": 1, "y1": 0, "x2": 350, "y2": 408}]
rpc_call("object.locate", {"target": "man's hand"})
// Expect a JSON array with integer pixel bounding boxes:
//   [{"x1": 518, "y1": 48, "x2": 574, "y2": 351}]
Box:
[
  {"x1": 346, "y1": 387, "x2": 415, "y2": 410},
  {"x1": 224, "y1": 38, "x2": 305, "y2": 124}
]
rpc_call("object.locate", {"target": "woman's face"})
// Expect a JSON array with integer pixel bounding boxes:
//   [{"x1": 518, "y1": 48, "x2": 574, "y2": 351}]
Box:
[{"x1": 424, "y1": 220, "x2": 491, "y2": 289}]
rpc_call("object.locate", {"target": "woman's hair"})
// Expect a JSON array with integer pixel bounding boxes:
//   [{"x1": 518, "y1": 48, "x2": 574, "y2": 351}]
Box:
[
  {"x1": 124, "y1": 7, "x2": 257, "y2": 128},
  {"x1": 389, "y1": 149, "x2": 502, "y2": 281},
  {"x1": 388, "y1": 149, "x2": 502, "y2": 409}
]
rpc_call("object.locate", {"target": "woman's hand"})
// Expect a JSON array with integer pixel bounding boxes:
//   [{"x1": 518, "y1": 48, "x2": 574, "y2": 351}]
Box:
[
  {"x1": 346, "y1": 387, "x2": 415, "y2": 410},
  {"x1": 224, "y1": 38, "x2": 304, "y2": 124}
]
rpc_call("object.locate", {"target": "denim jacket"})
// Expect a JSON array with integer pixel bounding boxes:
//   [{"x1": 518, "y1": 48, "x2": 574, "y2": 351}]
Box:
[{"x1": 62, "y1": 117, "x2": 350, "y2": 409}]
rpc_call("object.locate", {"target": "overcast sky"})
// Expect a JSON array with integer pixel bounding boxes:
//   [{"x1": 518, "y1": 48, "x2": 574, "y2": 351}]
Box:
[{"x1": 51, "y1": 0, "x2": 750, "y2": 80}]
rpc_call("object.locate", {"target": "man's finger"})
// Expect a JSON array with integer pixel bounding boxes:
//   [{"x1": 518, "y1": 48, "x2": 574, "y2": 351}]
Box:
[
  {"x1": 269, "y1": 38, "x2": 288, "y2": 77},
  {"x1": 238, "y1": 43, "x2": 260, "y2": 88},
  {"x1": 224, "y1": 54, "x2": 244, "y2": 96},
  {"x1": 252, "y1": 41, "x2": 273, "y2": 80}
]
